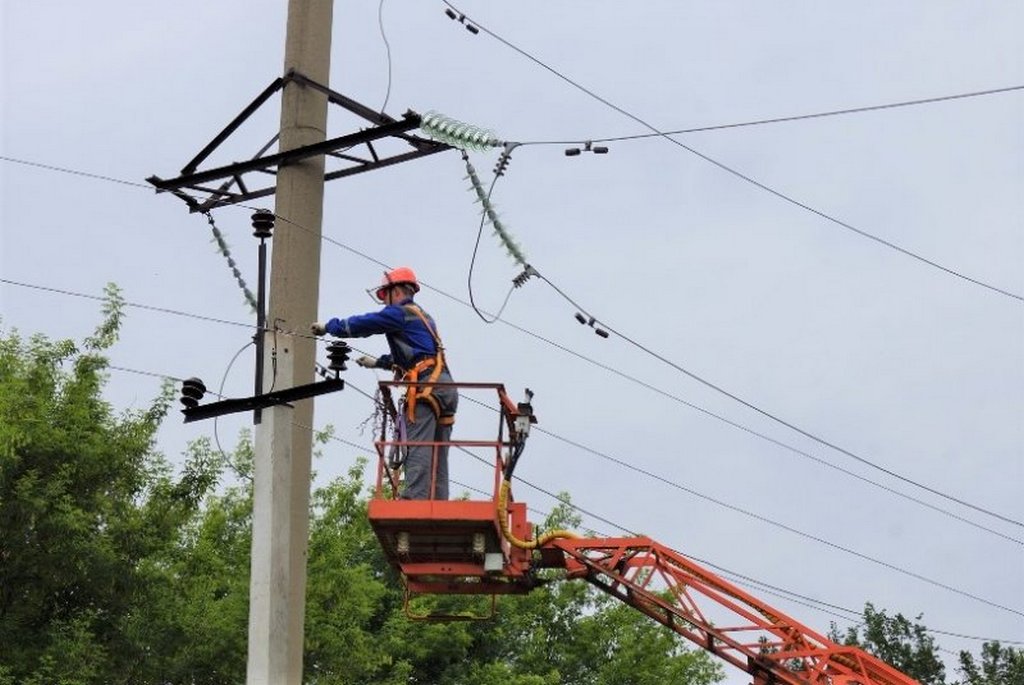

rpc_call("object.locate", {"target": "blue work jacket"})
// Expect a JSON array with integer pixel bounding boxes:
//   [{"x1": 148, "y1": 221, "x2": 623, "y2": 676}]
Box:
[{"x1": 325, "y1": 298, "x2": 444, "y2": 373}]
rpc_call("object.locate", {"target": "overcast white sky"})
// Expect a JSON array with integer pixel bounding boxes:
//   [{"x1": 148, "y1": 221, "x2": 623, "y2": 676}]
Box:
[{"x1": 3, "y1": 1, "x2": 1022, "y2": 680}]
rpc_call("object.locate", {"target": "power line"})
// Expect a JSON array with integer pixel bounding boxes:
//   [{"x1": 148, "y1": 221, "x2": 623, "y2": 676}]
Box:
[
  {"x1": 0, "y1": 155, "x2": 152, "y2": 188},
  {"x1": 279, "y1": 213, "x2": 1024, "y2": 533},
  {"x1": 377, "y1": 0, "x2": 393, "y2": 115},
  {"x1": 92, "y1": 360, "x2": 1024, "y2": 633},
  {"x1": 3, "y1": 159, "x2": 1020, "y2": 539},
  {"x1": 514, "y1": 85, "x2": 1024, "y2": 145},
  {"x1": 7, "y1": 238, "x2": 1022, "y2": 546},
  {"x1": 9, "y1": 121, "x2": 1017, "y2": 637},
  {"x1": 439, "y1": 2, "x2": 1023, "y2": 304},
  {"x1": 286, "y1": 392, "x2": 1024, "y2": 643},
  {"x1": 532, "y1": 271, "x2": 1024, "y2": 530},
  {"x1": 0, "y1": 278, "x2": 254, "y2": 331}
]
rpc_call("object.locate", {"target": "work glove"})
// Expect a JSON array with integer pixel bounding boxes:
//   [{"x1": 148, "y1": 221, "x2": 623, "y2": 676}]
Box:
[
  {"x1": 310, "y1": 322, "x2": 327, "y2": 336},
  {"x1": 356, "y1": 355, "x2": 378, "y2": 369}
]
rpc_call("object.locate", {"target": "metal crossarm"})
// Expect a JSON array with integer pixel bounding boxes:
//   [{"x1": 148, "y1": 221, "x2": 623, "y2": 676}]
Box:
[
  {"x1": 182, "y1": 377, "x2": 343, "y2": 423},
  {"x1": 147, "y1": 70, "x2": 450, "y2": 212}
]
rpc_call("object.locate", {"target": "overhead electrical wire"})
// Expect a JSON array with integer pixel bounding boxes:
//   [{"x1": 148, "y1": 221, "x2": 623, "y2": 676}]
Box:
[
  {"x1": 377, "y1": 0, "x2": 393, "y2": 115},
  {"x1": 278, "y1": 211, "x2": 1024, "y2": 532},
  {"x1": 513, "y1": 84, "x2": 1024, "y2": 146},
  {"x1": 7, "y1": 89, "x2": 1019, "y2": 642},
  {"x1": 335, "y1": 380, "x2": 1024, "y2": 619},
  {"x1": 5, "y1": 160, "x2": 1022, "y2": 542},
  {"x1": 530, "y1": 270, "x2": 1024, "y2": 529},
  {"x1": 4, "y1": 157, "x2": 1021, "y2": 540},
  {"x1": 6, "y1": 220, "x2": 1023, "y2": 544},
  {"x1": 104, "y1": 361, "x2": 1021, "y2": 642},
  {"x1": 34, "y1": 324, "x2": 1024, "y2": 619},
  {"x1": 438, "y1": 2, "x2": 1023, "y2": 304}
]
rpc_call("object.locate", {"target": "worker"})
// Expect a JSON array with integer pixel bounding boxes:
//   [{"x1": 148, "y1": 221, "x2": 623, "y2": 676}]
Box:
[{"x1": 311, "y1": 266, "x2": 457, "y2": 500}]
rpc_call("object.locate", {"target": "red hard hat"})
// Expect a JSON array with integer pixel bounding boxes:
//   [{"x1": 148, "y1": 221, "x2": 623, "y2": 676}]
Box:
[{"x1": 375, "y1": 266, "x2": 420, "y2": 302}]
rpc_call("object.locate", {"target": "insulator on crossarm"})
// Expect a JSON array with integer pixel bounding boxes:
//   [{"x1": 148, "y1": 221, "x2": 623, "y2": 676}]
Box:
[
  {"x1": 326, "y1": 341, "x2": 351, "y2": 373},
  {"x1": 180, "y1": 377, "x2": 207, "y2": 409},
  {"x1": 251, "y1": 209, "x2": 274, "y2": 239},
  {"x1": 420, "y1": 110, "x2": 501, "y2": 152}
]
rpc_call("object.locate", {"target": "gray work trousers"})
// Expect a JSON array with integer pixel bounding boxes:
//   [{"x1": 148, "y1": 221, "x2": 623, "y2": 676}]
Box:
[{"x1": 401, "y1": 372, "x2": 458, "y2": 500}]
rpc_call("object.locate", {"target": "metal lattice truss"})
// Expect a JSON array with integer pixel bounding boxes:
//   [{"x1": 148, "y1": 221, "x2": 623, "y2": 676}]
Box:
[
  {"x1": 147, "y1": 70, "x2": 449, "y2": 212},
  {"x1": 548, "y1": 537, "x2": 918, "y2": 685}
]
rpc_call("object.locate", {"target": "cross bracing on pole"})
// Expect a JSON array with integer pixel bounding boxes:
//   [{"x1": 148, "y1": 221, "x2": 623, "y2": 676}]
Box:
[{"x1": 147, "y1": 69, "x2": 451, "y2": 212}]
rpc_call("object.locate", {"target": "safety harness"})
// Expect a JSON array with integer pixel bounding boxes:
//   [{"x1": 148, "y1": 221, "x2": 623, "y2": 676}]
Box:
[{"x1": 397, "y1": 304, "x2": 454, "y2": 427}]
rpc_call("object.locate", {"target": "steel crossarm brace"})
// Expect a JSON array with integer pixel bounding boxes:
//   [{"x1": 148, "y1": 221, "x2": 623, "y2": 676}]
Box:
[
  {"x1": 148, "y1": 115, "x2": 422, "y2": 192},
  {"x1": 545, "y1": 537, "x2": 919, "y2": 685},
  {"x1": 182, "y1": 377, "x2": 344, "y2": 423}
]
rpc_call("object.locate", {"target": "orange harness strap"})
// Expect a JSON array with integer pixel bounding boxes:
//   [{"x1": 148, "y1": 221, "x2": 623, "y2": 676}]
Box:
[{"x1": 400, "y1": 304, "x2": 452, "y2": 425}]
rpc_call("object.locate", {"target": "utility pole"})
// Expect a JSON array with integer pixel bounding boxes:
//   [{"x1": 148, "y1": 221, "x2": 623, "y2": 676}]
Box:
[{"x1": 247, "y1": 1, "x2": 334, "y2": 684}]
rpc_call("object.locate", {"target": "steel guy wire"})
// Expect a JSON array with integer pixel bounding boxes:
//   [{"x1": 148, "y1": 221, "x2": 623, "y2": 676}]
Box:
[
  {"x1": 4, "y1": 160, "x2": 1020, "y2": 540},
  {"x1": 438, "y1": 2, "x2": 1023, "y2": 304},
  {"x1": 513, "y1": 84, "x2": 1024, "y2": 146}
]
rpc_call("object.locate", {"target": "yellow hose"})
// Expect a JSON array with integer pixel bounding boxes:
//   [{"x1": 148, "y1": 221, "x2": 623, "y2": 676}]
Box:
[{"x1": 497, "y1": 479, "x2": 579, "y2": 549}]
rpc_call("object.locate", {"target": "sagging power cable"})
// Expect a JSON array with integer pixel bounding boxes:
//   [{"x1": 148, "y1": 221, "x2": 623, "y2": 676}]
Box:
[
  {"x1": 437, "y1": 2, "x2": 1023, "y2": 304},
  {"x1": 4, "y1": 159, "x2": 1019, "y2": 539}
]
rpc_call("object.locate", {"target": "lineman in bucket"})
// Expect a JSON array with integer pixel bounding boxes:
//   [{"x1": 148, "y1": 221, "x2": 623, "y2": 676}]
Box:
[{"x1": 312, "y1": 267, "x2": 458, "y2": 500}]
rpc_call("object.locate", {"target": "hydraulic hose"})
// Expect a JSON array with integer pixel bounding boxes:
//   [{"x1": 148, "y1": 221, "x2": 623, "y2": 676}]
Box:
[{"x1": 497, "y1": 479, "x2": 578, "y2": 549}]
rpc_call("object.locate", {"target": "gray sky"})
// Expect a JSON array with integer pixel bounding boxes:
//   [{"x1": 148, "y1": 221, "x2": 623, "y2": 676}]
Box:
[{"x1": 3, "y1": 0, "x2": 1022, "y2": 679}]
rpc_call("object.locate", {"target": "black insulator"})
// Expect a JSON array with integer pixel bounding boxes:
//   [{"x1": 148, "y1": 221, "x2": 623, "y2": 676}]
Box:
[
  {"x1": 445, "y1": 8, "x2": 457, "y2": 19},
  {"x1": 593, "y1": 146, "x2": 609, "y2": 154},
  {"x1": 574, "y1": 312, "x2": 587, "y2": 325},
  {"x1": 180, "y1": 377, "x2": 207, "y2": 408},
  {"x1": 595, "y1": 328, "x2": 609, "y2": 338},
  {"x1": 251, "y1": 210, "x2": 275, "y2": 239},
  {"x1": 326, "y1": 341, "x2": 351, "y2": 372},
  {"x1": 466, "y1": 23, "x2": 479, "y2": 34},
  {"x1": 565, "y1": 148, "x2": 582, "y2": 157}
]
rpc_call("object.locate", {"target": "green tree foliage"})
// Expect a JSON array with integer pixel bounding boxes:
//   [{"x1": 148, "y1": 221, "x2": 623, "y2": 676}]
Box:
[
  {"x1": 0, "y1": 286, "x2": 222, "y2": 684},
  {"x1": 960, "y1": 642, "x2": 1024, "y2": 685},
  {"x1": 832, "y1": 603, "x2": 946, "y2": 685},
  {"x1": 831, "y1": 603, "x2": 1024, "y2": 685},
  {"x1": 1, "y1": 296, "x2": 725, "y2": 684}
]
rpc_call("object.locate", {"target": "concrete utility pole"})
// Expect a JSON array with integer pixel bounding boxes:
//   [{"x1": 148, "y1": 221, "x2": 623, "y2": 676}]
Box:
[{"x1": 246, "y1": 2, "x2": 334, "y2": 684}]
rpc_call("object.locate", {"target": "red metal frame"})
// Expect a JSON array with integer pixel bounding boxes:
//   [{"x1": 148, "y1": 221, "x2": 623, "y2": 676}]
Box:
[
  {"x1": 543, "y1": 536, "x2": 918, "y2": 685},
  {"x1": 366, "y1": 382, "x2": 535, "y2": 604},
  {"x1": 366, "y1": 380, "x2": 919, "y2": 684}
]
